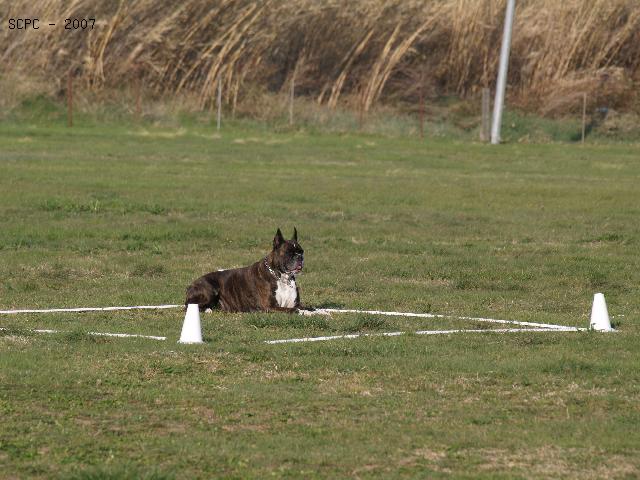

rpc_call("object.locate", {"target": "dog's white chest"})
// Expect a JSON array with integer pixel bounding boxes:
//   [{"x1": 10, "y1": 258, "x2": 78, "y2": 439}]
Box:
[{"x1": 275, "y1": 276, "x2": 297, "y2": 308}]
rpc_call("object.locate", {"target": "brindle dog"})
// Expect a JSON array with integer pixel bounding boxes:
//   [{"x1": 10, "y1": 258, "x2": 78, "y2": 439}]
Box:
[{"x1": 185, "y1": 228, "x2": 311, "y2": 313}]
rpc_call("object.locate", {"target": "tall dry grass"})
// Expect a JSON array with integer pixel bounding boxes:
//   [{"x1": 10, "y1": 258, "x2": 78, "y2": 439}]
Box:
[{"x1": 1, "y1": 0, "x2": 639, "y2": 115}]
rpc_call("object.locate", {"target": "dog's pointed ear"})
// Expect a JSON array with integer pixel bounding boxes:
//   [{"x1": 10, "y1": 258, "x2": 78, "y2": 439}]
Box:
[
  {"x1": 292, "y1": 227, "x2": 298, "y2": 242},
  {"x1": 273, "y1": 228, "x2": 285, "y2": 249}
]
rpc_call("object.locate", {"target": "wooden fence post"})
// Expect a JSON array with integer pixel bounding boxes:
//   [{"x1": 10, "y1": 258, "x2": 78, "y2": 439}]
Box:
[
  {"x1": 289, "y1": 75, "x2": 295, "y2": 126},
  {"x1": 67, "y1": 71, "x2": 73, "y2": 128},
  {"x1": 216, "y1": 77, "x2": 222, "y2": 131},
  {"x1": 581, "y1": 92, "x2": 587, "y2": 143},
  {"x1": 135, "y1": 71, "x2": 142, "y2": 122},
  {"x1": 481, "y1": 87, "x2": 491, "y2": 142},
  {"x1": 419, "y1": 74, "x2": 425, "y2": 138},
  {"x1": 358, "y1": 90, "x2": 365, "y2": 130}
]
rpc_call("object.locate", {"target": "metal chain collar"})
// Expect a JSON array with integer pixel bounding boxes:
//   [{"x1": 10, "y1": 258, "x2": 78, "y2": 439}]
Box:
[{"x1": 264, "y1": 257, "x2": 295, "y2": 286}]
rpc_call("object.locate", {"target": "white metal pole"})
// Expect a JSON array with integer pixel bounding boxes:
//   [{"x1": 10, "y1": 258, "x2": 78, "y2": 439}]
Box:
[{"x1": 491, "y1": 0, "x2": 516, "y2": 145}]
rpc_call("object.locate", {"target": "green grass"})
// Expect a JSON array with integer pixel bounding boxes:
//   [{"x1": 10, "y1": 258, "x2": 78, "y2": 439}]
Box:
[
  {"x1": 0, "y1": 119, "x2": 639, "y2": 478},
  {"x1": 9, "y1": 89, "x2": 640, "y2": 143}
]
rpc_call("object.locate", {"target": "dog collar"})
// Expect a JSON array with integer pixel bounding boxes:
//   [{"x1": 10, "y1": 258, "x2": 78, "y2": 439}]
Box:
[
  {"x1": 264, "y1": 258, "x2": 295, "y2": 284},
  {"x1": 264, "y1": 257, "x2": 280, "y2": 279}
]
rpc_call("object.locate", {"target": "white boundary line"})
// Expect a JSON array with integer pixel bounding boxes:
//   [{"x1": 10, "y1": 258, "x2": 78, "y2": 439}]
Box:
[
  {"x1": 87, "y1": 331, "x2": 167, "y2": 341},
  {"x1": 0, "y1": 327, "x2": 166, "y2": 341},
  {"x1": 265, "y1": 327, "x2": 584, "y2": 345},
  {"x1": 1, "y1": 303, "x2": 591, "y2": 344},
  {"x1": 0, "y1": 304, "x2": 181, "y2": 314},
  {"x1": 0, "y1": 304, "x2": 575, "y2": 331},
  {"x1": 321, "y1": 308, "x2": 575, "y2": 331}
]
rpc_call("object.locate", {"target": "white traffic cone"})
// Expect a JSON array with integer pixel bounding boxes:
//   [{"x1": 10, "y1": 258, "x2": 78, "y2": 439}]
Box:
[
  {"x1": 589, "y1": 293, "x2": 613, "y2": 332},
  {"x1": 179, "y1": 304, "x2": 204, "y2": 343}
]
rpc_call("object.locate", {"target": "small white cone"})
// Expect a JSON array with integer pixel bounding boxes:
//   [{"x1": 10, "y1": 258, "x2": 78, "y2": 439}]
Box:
[
  {"x1": 589, "y1": 293, "x2": 613, "y2": 332},
  {"x1": 179, "y1": 304, "x2": 204, "y2": 343}
]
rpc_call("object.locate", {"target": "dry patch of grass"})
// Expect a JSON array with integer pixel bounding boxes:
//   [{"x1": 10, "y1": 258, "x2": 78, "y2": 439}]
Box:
[
  {"x1": 317, "y1": 371, "x2": 383, "y2": 397},
  {"x1": 473, "y1": 447, "x2": 639, "y2": 478},
  {"x1": 0, "y1": 335, "x2": 32, "y2": 346}
]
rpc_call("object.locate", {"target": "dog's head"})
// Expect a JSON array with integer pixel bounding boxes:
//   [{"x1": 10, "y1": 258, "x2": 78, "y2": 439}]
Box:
[{"x1": 271, "y1": 227, "x2": 304, "y2": 275}]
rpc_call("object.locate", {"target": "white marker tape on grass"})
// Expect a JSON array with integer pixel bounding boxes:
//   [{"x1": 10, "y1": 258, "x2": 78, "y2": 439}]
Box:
[
  {"x1": 265, "y1": 327, "x2": 584, "y2": 345},
  {"x1": 1, "y1": 303, "x2": 590, "y2": 345},
  {"x1": 0, "y1": 304, "x2": 573, "y2": 332},
  {"x1": 1, "y1": 327, "x2": 166, "y2": 341},
  {"x1": 87, "y1": 331, "x2": 167, "y2": 341},
  {"x1": 0, "y1": 304, "x2": 181, "y2": 315},
  {"x1": 1, "y1": 303, "x2": 584, "y2": 334},
  {"x1": 322, "y1": 308, "x2": 574, "y2": 331}
]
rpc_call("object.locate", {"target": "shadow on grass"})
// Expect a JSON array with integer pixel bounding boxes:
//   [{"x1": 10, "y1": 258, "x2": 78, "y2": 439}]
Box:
[
  {"x1": 314, "y1": 301, "x2": 346, "y2": 309},
  {"x1": 245, "y1": 313, "x2": 331, "y2": 331}
]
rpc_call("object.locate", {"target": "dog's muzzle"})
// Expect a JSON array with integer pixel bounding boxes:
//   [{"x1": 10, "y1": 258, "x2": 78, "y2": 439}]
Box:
[{"x1": 290, "y1": 256, "x2": 304, "y2": 274}]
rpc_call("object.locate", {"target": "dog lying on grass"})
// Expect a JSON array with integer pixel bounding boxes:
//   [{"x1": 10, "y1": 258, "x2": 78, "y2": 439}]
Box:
[{"x1": 185, "y1": 228, "x2": 314, "y2": 313}]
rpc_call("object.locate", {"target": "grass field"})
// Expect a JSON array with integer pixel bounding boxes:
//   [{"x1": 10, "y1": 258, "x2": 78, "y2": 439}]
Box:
[{"x1": 1, "y1": 120, "x2": 639, "y2": 479}]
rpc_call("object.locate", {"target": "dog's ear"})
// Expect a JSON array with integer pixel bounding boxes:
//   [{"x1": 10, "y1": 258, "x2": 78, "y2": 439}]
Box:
[
  {"x1": 273, "y1": 228, "x2": 285, "y2": 249},
  {"x1": 292, "y1": 227, "x2": 298, "y2": 242}
]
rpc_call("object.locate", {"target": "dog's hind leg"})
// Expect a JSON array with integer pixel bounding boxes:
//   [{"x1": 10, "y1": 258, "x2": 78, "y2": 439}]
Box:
[{"x1": 185, "y1": 277, "x2": 220, "y2": 311}]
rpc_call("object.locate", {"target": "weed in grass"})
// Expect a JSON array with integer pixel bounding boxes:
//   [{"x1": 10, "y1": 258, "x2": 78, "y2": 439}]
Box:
[
  {"x1": 595, "y1": 233, "x2": 625, "y2": 243},
  {"x1": 68, "y1": 466, "x2": 175, "y2": 480},
  {"x1": 454, "y1": 275, "x2": 483, "y2": 291},
  {"x1": 541, "y1": 355, "x2": 611, "y2": 376},
  {"x1": 344, "y1": 315, "x2": 388, "y2": 333},
  {"x1": 119, "y1": 203, "x2": 169, "y2": 216},
  {"x1": 0, "y1": 328, "x2": 34, "y2": 340},
  {"x1": 514, "y1": 335, "x2": 556, "y2": 347},
  {"x1": 38, "y1": 263, "x2": 74, "y2": 281},
  {"x1": 587, "y1": 269, "x2": 610, "y2": 290},
  {"x1": 17, "y1": 281, "x2": 38, "y2": 293},
  {"x1": 245, "y1": 313, "x2": 331, "y2": 332},
  {"x1": 470, "y1": 322, "x2": 493, "y2": 331},
  {"x1": 131, "y1": 263, "x2": 167, "y2": 278},
  {"x1": 2, "y1": 237, "x2": 37, "y2": 250},
  {"x1": 125, "y1": 239, "x2": 147, "y2": 252},
  {"x1": 40, "y1": 198, "x2": 101, "y2": 214}
]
